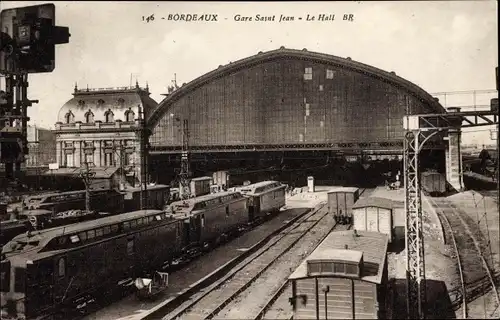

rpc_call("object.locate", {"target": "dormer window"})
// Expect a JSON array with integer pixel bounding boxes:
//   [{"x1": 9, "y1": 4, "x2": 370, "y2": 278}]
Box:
[
  {"x1": 77, "y1": 100, "x2": 85, "y2": 107},
  {"x1": 97, "y1": 99, "x2": 105, "y2": 106},
  {"x1": 117, "y1": 98, "x2": 125, "y2": 107},
  {"x1": 104, "y1": 109, "x2": 114, "y2": 123},
  {"x1": 125, "y1": 109, "x2": 135, "y2": 122},
  {"x1": 65, "y1": 111, "x2": 75, "y2": 124},
  {"x1": 84, "y1": 110, "x2": 94, "y2": 123}
]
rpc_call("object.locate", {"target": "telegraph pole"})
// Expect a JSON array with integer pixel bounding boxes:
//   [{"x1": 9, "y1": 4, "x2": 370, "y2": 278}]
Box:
[
  {"x1": 79, "y1": 161, "x2": 95, "y2": 213},
  {"x1": 138, "y1": 106, "x2": 148, "y2": 209},
  {"x1": 179, "y1": 119, "x2": 191, "y2": 199}
]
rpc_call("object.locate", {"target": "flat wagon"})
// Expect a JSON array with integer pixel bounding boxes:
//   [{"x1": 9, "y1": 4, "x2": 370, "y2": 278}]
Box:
[
  {"x1": 352, "y1": 197, "x2": 394, "y2": 243},
  {"x1": 288, "y1": 230, "x2": 389, "y2": 319},
  {"x1": 327, "y1": 187, "x2": 360, "y2": 225}
]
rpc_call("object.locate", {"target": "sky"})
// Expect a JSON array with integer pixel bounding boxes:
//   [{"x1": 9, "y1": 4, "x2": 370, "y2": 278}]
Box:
[{"x1": 1, "y1": 1, "x2": 498, "y2": 145}]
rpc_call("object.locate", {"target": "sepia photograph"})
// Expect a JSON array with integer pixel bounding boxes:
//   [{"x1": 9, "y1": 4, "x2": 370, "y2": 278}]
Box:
[{"x1": 0, "y1": 1, "x2": 498, "y2": 319}]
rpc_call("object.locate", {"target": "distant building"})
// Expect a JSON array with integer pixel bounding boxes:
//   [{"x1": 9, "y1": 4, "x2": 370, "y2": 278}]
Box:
[
  {"x1": 26, "y1": 125, "x2": 57, "y2": 167},
  {"x1": 52, "y1": 82, "x2": 158, "y2": 188}
]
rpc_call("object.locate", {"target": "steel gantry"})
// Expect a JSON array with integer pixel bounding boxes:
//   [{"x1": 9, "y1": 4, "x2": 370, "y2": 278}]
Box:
[{"x1": 403, "y1": 109, "x2": 498, "y2": 319}]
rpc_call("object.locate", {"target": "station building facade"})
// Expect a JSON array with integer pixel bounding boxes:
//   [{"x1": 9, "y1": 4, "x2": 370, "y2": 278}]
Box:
[{"x1": 52, "y1": 82, "x2": 157, "y2": 187}]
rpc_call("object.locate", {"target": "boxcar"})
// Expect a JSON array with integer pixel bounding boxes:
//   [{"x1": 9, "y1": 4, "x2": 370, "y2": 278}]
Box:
[
  {"x1": 421, "y1": 171, "x2": 446, "y2": 195},
  {"x1": 165, "y1": 191, "x2": 248, "y2": 248},
  {"x1": 352, "y1": 197, "x2": 394, "y2": 243},
  {"x1": 288, "y1": 230, "x2": 389, "y2": 320},
  {"x1": 22, "y1": 189, "x2": 125, "y2": 214},
  {"x1": 327, "y1": 187, "x2": 360, "y2": 225},
  {"x1": 0, "y1": 209, "x2": 185, "y2": 319},
  {"x1": 237, "y1": 181, "x2": 286, "y2": 220},
  {"x1": 188, "y1": 177, "x2": 213, "y2": 198},
  {"x1": 122, "y1": 184, "x2": 170, "y2": 211}
]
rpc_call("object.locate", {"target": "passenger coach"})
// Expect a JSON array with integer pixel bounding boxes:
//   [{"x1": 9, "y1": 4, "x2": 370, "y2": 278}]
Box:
[
  {"x1": 165, "y1": 191, "x2": 249, "y2": 248},
  {"x1": 237, "y1": 181, "x2": 286, "y2": 220},
  {"x1": 0, "y1": 209, "x2": 182, "y2": 319}
]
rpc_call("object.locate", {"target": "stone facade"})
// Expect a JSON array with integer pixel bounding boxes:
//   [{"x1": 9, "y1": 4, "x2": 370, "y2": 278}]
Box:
[
  {"x1": 26, "y1": 125, "x2": 57, "y2": 167},
  {"x1": 53, "y1": 82, "x2": 157, "y2": 187}
]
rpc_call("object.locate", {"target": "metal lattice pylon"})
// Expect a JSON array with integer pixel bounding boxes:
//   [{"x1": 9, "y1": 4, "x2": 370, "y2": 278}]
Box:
[{"x1": 404, "y1": 131, "x2": 426, "y2": 319}]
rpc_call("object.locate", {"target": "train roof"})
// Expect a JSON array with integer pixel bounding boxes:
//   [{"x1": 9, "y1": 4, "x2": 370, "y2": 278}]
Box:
[
  {"x1": 288, "y1": 230, "x2": 389, "y2": 284},
  {"x1": 352, "y1": 197, "x2": 394, "y2": 210},
  {"x1": 123, "y1": 183, "x2": 170, "y2": 192},
  {"x1": 18, "y1": 209, "x2": 53, "y2": 216},
  {"x1": 237, "y1": 180, "x2": 283, "y2": 194},
  {"x1": 191, "y1": 176, "x2": 213, "y2": 181},
  {"x1": 327, "y1": 187, "x2": 360, "y2": 194},
  {"x1": 2, "y1": 209, "x2": 164, "y2": 257},
  {"x1": 174, "y1": 191, "x2": 242, "y2": 204}
]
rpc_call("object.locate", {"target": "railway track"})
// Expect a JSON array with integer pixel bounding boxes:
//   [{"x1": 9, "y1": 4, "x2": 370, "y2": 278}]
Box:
[
  {"x1": 429, "y1": 197, "x2": 500, "y2": 319},
  {"x1": 159, "y1": 200, "x2": 348, "y2": 320}
]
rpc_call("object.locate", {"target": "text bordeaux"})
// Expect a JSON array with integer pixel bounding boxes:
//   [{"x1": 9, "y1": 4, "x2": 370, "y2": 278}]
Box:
[{"x1": 167, "y1": 13, "x2": 218, "y2": 21}]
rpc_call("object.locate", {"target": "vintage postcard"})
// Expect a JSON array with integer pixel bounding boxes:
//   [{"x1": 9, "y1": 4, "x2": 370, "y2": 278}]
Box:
[{"x1": 0, "y1": 1, "x2": 498, "y2": 320}]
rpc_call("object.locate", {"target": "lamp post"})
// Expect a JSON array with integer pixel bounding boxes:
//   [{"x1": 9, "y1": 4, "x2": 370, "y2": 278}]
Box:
[
  {"x1": 112, "y1": 144, "x2": 126, "y2": 190},
  {"x1": 79, "y1": 161, "x2": 96, "y2": 213}
]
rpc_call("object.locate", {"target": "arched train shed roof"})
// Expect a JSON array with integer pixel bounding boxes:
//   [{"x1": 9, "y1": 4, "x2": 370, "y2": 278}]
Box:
[{"x1": 147, "y1": 47, "x2": 446, "y2": 128}]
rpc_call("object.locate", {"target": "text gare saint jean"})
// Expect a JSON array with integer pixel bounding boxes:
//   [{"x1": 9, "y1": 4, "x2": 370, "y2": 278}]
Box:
[{"x1": 234, "y1": 14, "x2": 355, "y2": 22}]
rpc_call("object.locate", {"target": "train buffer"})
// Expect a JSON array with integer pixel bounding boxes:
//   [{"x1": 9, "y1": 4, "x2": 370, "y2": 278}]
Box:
[{"x1": 134, "y1": 271, "x2": 169, "y2": 300}]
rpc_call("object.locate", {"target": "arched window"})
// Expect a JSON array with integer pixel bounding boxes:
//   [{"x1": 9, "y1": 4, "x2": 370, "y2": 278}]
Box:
[
  {"x1": 117, "y1": 98, "x2": 125, "y2": 107},
  {"x1": 65, "y1": 111, "x2": 74, "y2": 124},
  {"x1": 85, "y1": 110, "x2": 94, "y2": 123},
  {"x1": 125, "y1": 109, "x2": 135, "y2": 122},
  {"x1": 104, "y1": 109, "x2": 114, "y2": 123}
]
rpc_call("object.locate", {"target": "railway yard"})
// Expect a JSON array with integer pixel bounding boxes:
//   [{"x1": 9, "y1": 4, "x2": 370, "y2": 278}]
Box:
[
  {"x1": 77, "y1": 185, "x2": 499, "y2": 320},
  {"x1": 0, "y1": 6, "x2": 498, "y2": 318}
]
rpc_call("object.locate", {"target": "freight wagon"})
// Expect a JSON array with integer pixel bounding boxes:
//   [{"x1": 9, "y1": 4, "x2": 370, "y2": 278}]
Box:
[
  {"x1": 327, "y1": 187, "x2": 360, "y2": 225},
  {"x1": 237, "y1": 181, "x2": 286, "y2": 220},
  {"x1": 352, "y1": 197, "x2": 394, "y2": 243},
  {"x1": 1, "y1": 183, "x2": 285, "y2": 319},
  {"x1": 188, "y1": 177, "x2": 212, "y2": 197},
  {"x1": 122, "y1": 184, "x2": 170, "y2": 211},
  {"x1": 212, "y1": 170, "x2": 231, "y2": 188},
  {"x1": 421, "y1": 171, "x2": 446, "y2": 195},
  {"x1": 22, "y1": 189, "x2": 125, "y2": 214},
  {"x1": 288, "y1": 230, "x2": 389, "y2": 320}
]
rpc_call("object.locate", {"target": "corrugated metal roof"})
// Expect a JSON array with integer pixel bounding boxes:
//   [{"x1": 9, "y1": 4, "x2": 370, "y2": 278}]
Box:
[
  {"x1": 327, "y1": 187, "x2": 359, "y2": 194},
  {"x1": 148, "y1": 47, "x2": 446, "y2": 128},
  {"x1": 352, "y1": 197, "x2": 394, "y2": 210},
  {"x1": 288, "y1": 230, "x2": 388, "y2": 284}
]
